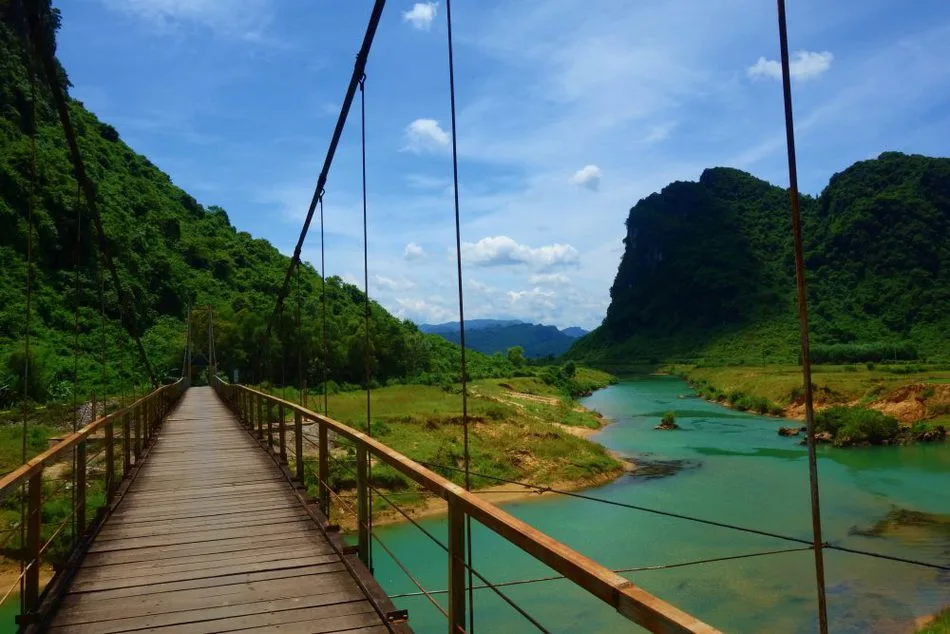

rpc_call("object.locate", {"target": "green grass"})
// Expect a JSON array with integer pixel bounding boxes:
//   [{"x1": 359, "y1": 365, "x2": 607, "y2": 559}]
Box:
[
  {"x1": 919, "y1": 607, "x2": 950, "y2": 633},
  {"x1": 671, "y1": 363, "x2": 950, "y2": 409},
  {"x1": 261, "y1": 374, "x2": 622, "y2": 516}
]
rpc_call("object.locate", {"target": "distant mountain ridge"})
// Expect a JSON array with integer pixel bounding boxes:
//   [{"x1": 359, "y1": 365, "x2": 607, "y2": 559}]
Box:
[{"x1": 419, "y1": 320, "x2": 589, "y2": 358}]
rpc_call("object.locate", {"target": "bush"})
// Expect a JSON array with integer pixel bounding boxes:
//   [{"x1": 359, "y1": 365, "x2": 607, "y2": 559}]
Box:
[
  {"x1": 811, "y1": 342, "x2": 917, "y2": 364},
  {"x1": 661, "y1": 411, "x2": 676, "y2": 426},
  {"x1": 815, "y1": 406, "x2": 900, "y2": 446}
]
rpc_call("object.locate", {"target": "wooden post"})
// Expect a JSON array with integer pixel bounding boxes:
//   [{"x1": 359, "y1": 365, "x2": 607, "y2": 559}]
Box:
[
  {"x1": 257, "y1": 395, "x2": 264, "y2": 439},
  {"x1": 319, "y1": 421, "x2": 329, "y2": 517},
  {"x1": 448, "y1": 500, "x2": 467, "y2": 634},
  {"x1": 356, "y1": 446, "x2": 369, "y2": 567},
  {"x1": 295, "y1": 411, "x2": 304, "y2": 483},
  {"x1": 133, "y1": 405, "x2": 142, "y2": 460},
  {"x1": 278, "y1": 404, "x2": 287, "y2": 464},
  {"x1": 76, "y1": 438, "x2": 87, "y2": 535},
  {"x1": 24, "y1": 471, "x2": 41, "y2": 613},
  {"x1": 266, "y1": 401, "x2": 275, "y2": 452},
  {"x1": 122, "y1": 411, "x2": 131, "y2": 476},
  {"x1": 105, "y1": 420, "x2": 115, "y2": 502}
]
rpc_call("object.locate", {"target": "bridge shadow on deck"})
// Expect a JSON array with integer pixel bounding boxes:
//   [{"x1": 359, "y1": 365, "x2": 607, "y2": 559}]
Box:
[{"x1": 49, "y1": 387, "x2": 394, "y2": 634}]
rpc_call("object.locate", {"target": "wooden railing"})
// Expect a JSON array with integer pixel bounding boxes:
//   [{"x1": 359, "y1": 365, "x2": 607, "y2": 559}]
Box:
[
  {"x1": 0, "y1": 377, "x2": 188, "y2": 628},
  {"x1": 211, "y1": 376, "x2": 719, "y2": 634}
]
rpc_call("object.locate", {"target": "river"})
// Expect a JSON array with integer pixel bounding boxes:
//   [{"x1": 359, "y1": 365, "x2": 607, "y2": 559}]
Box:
[{"x1": 372, "y1": 376, "x2": 950, "y2": 632}]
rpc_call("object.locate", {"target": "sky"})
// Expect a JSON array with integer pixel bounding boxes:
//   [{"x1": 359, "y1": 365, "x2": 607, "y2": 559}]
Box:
[{"x1": 55, "y1": 0, "x2": 950, "y2": 330}]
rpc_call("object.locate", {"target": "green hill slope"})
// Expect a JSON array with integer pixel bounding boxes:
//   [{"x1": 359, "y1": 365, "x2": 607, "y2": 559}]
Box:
[
  {"x1": 570, "y1": 153, "x2": 950, "y2": 365},
  {"x1": 0, "y1": 2, "x2": 511, "y2": 404},
  {"x1": 422, "y1": 321, "x2": 584, "y2": 358}
]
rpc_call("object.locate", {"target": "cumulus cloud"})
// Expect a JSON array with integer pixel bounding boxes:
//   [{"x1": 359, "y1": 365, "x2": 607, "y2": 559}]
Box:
[
  {"x1": 529, "y1": 273, "x2": 569, "y2": 285},
  {"x1": 645, "y1": 122, "x2": 677, "y2": 143},
  {"x1": 461, "y1": 236, "x2": 579, "y2": 269},
  {"x1": 402, "y1": 2, "x2": 438, "y2": 30},
  {"x1": 404, "y1": 118, "x2": 450, "y2": 153},
  {"x1": 747, "y1": 50, "x2": 834, "y2": 81},
  {"x1": 103, "y1": 0, "x2": 272, "y2": 41},
  {"x1": 569, "y1": 164, "x2": 602, "y2": 191},
  {"x1": 374, "y1": 275, "x2": 415, "y2": 292},
  {"x1": 404, "y1": 242, "x2": 426, "y2": 260},
  {"x1": 394, "y1": 297, "x2": 453, "y2": 323}
]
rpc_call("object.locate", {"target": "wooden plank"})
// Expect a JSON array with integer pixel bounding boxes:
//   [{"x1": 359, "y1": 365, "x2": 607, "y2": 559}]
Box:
[
  {"x1": 95, "y1": 507, "x2": 309, "y2": 540},
  {"x1": 57, "y1": 571, "x2": 359, "y2": 623},
  {"x1": 65, "y1": 564, "x2": 343, "y2": 602},
  {"x1": 132, "y1": 601, "x2": 377, "y2": 634},
  {"x1": 50, "y1": 592, "x2": 368, "y2": 633},
  {"x1": 82, "y1": 534, "x2": 331, "y2": 568},
  {"x1": 87, "y1": 517, "x2": 315, "y2": 553}
]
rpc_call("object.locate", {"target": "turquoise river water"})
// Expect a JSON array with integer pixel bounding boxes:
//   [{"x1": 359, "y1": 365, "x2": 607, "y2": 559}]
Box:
[{"x1": 373, "y1": 376, "x2": 950, "y2": 633}]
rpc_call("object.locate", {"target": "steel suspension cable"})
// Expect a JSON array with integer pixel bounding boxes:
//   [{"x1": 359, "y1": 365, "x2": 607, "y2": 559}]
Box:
[
  {"x1": 358, "y1": 74, "x2": 374, "y2": 572},
  {"x1": 320, "y1": 197, "x2": 329, "y2": 417},
  {"x1": 268, "y1": 0, "x2": 387, "y2": 332},
  {"x1": 23, "y1": 2, "x2": 157, "y2": 387},
  {"x1": 775, "y1": 2, "x2": 828, "y2": 631},
  {"x1": 419, "y1": 460, "x2": 950, "y2": 573},
  {"x1": 19, "y1": 33, "x2": 37, "y2": 613},
  {"x1": 444, "y1": 1, "x2": 475, "y2": 630}
]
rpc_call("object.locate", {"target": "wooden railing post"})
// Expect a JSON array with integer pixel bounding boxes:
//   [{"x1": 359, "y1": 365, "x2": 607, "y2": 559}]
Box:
[
  {"x1": 295, "y1": 411, "x2": 304, "y2": 483},
  {"x1": 134, "y1": 404, "x2": 142, "y2": 461},
  {"x1": 266, "y1": 401, "x2": 275, "y2": 452},
  {"x1": 256, "y1": 395, "x2": 264, "y2": 439},
  {"x1": 122, "y1": 411, "x2": 131, "y2": 475},
  {"x1": 76, "y1": 438, "x2": 87, "y2": 535},
  {"x1": 105, "y1": 420, "x2": 115, "y2": 503},
  {"x1": 448, "y1": 500, "x2": 467, "y2": 634},
  {"x1": 319, "y1": 420, "x2": 329, "y2": 517},
  {"x1": 24, "y1": 471, "x2": 41, "y2": 613},
  {"x1": 278, "y1": 404, "x2": 287, "y2": 464},
  {"x1": 356, "y1": 446, "x2": 370, "y2": 567}
]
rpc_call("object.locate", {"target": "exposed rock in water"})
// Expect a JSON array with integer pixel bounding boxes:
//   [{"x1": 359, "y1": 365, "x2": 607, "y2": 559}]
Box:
[
  {"x1": 778, "y1": 426, "x2": 804, "y2": 437},
  {"x1": 849, "y1": 507, "x2": 950, "y2": 540},
  {"x1": 628, "y1": 457, "x2": 701, "y2": 481},
  {"x1": 655, "y1": 420, "x2": 680, "y2": 430}
]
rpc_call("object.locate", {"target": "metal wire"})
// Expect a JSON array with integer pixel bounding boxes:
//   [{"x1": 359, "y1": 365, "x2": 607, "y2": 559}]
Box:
[
  {"x1": 443, "y1": 1, "x2": 475, "y2": 629},
  {"x1": 358, "y1": 73, "x2": 374, "y2": 572},
  {"x1": 775, "y1": 2, "x2": 828, "y2": 630},
  {"x1": 390, "y1": 546, "x2": 815, "y2": 599}
]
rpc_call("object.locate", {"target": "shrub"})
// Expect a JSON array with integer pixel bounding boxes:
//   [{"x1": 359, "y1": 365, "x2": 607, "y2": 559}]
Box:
[{"x1": 815, "y1": 406, "x2": 899, "y2": 446}]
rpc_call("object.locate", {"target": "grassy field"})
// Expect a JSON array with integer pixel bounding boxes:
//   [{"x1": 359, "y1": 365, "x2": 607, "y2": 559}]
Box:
[
  {"x1": 262, "y1": 368, "x2": 622, "y2": 521},
  {"x1": 919, "y1": 607, "x2": 950, "y2": 633},
  {"x1": 669, "y1": 363, "x2": 950, "y2": 434}
]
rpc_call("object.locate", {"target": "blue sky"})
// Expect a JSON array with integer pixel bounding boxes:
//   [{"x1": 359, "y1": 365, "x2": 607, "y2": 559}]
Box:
[{"x1": 56, "y1": 0, "x2": 950, "y2": 329}]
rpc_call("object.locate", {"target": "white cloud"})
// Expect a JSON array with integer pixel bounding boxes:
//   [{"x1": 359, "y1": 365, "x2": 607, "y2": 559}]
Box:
[
  {"x1": 569, "y1": 164, "x2": 602, "y2": 191},
  {"x1": 374, "y1": 275, "x2": 415, "y2": 292},
  {"x1": 461, "y1": 236, "x2": 579, "y2": 269},
  {"x1": 402, "y1": 2, "x2": 439, "y2": 31},
  {"x1": 404, "y1": 242, "x2": 426, "y2": 260},
  {"x1": 645, "y1": 122, "x2": 677, "y2": 143},
  {"x1": 747, "y1": 50, "x2": 834, "y2": 82},
  {"x1": 102, "y1": 0, "x2": 272, "y2": 40},
  {"x1": 394, "y1": 297, "x2": 453, "y2": 323},
  {"x1": 404, "y1": 118, "x2": 451, "y2": 153},
  {"x1": 406, "y1": 174, "x2": 449, "y2": 190},
  {"x1": 529, "y1": 273, "x2": 569, "y2": 285}
]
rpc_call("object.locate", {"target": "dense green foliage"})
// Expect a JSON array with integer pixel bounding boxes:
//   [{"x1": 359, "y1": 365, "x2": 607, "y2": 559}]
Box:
[
  {"x1": 0, "y1": 3, "x2": 512, "y2": 406},
  {"x1": 421, "y1": 320, "x2": 584, "y2": 358},
  {"x1": 571, "y1": 154, "x2": 950, "y2": 365},
  {"x1": 815, "y1": 406, "x2": 900, "y2": 446}
]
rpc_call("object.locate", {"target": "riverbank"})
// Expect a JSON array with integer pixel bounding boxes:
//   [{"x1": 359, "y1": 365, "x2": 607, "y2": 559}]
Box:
[
  {"x1": 263, "y1": 368, "x2": 627, "y2": 528},
  {"x1": 918, "y1": 606, "x2": 950, "y2": 633},
  {"x1": 667, "y1": 364, "x2": 950, "y2": 446}
]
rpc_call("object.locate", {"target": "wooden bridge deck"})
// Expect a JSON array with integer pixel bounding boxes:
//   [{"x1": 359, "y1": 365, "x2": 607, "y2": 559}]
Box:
[{"x1": 49, "y1": 386, "x2": 392, "y2": 634}]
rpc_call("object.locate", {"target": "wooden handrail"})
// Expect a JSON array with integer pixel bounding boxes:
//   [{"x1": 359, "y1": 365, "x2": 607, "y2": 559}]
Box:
[
  {"x1": 0, "y1": 378, "x2": 186, "y2": 498},
  {"x1": 219, "y1": 379, "x2": 720, "y2": 634}
]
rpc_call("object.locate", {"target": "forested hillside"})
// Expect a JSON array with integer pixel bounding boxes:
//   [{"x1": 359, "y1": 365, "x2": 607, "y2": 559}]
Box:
[
  {"x1": 0, "y1": 2, "x2": 511, "y2": 405},
  {"x1": 421, "y1": 320, "x2": 585, "y2": 358},
  {"x1": 570, "y1": 152, "x2": 950, "y2": 365}
]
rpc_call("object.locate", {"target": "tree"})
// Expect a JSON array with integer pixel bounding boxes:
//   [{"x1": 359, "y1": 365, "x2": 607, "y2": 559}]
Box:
[{"x1": 506, "y1": 346, "x2": 525, "y2": 367}]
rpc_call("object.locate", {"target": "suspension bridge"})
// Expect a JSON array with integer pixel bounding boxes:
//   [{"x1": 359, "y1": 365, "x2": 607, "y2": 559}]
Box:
[{"x1": 7, "y1": 0, "x2": 946, "y2": 632}]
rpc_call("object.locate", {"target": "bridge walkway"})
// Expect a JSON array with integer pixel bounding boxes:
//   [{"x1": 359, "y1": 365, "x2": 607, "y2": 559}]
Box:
[{"x1": 49, "y1": 387, "x2": 393, "y2": 634}]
